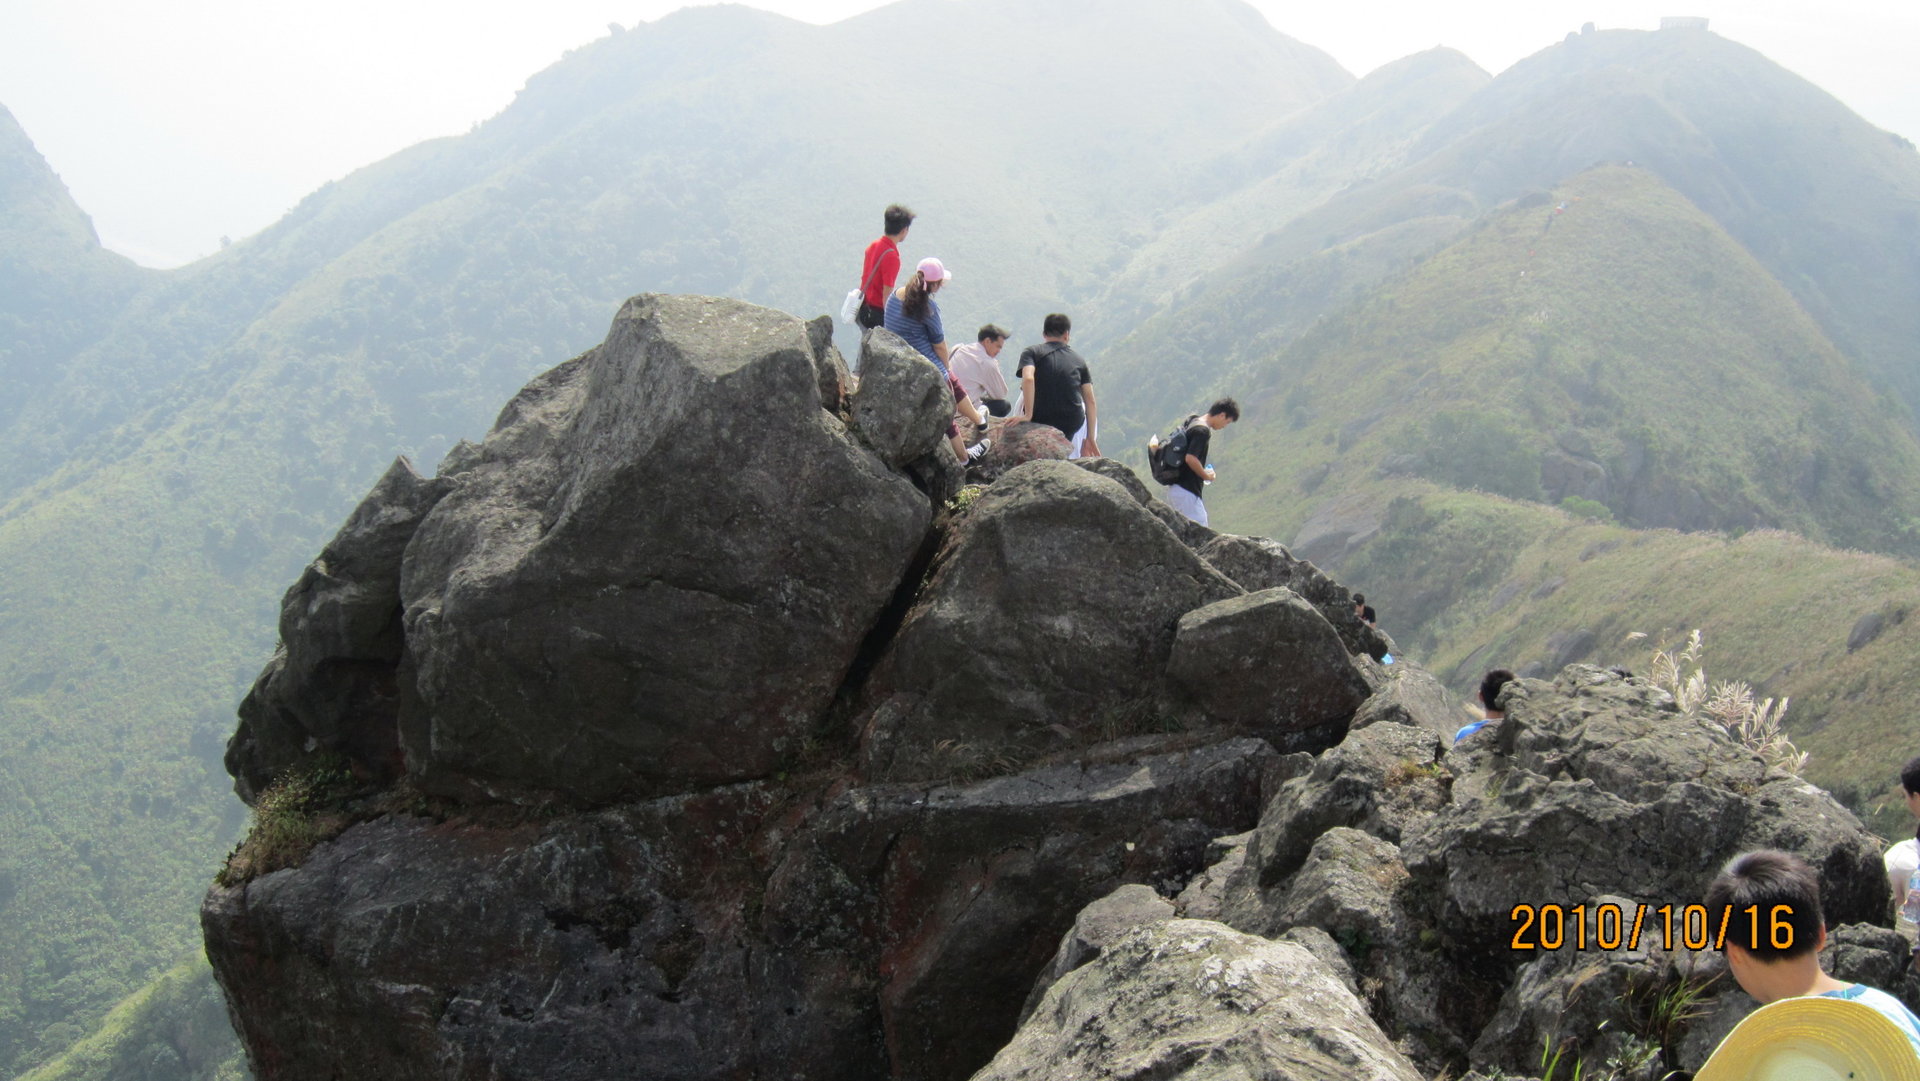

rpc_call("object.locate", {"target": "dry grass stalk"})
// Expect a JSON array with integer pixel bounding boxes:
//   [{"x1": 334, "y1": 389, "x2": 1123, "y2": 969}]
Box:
[{"x1": 1639, "y1": 629, "x2": 1807, "y2": 775}]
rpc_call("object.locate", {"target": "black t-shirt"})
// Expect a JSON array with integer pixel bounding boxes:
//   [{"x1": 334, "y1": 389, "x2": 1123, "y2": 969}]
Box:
[
  {"x1": 1019, "y1": 342, "x2": 1092, "y2": 438},
  {"x1": 1359, "y1": 605, "x2": 1377, "y2": 624},
  {"x1": 1176, "y1": 419, "x2": 1211, "y2": 497}
]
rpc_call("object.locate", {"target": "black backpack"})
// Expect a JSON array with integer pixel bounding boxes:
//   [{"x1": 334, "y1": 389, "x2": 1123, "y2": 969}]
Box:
[{"x1": 1148, "y1": 414, "x2": 1200, "y2": 485}]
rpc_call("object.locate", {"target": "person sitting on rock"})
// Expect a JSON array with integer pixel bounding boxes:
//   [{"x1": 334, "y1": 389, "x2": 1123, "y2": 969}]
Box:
[
  {"x1": 1016, "y1": 313, "x2": 1099, "y2": 460},
  {"x1": 948, "y1": 324, "x2": 1013, "y2": 417},
  {"x1": 1353, "y1": 594, "x2": 1377, "y2": 627},
  {"x1": 947, "y1": 376, "x2": 991, "y2": 463},
  {"x1": 1453, "y1": 668, "x2": 1514, "y2": 743},
  {"x1": 1704, "y1": 849, "x2": 1920, "y2": 1055},
  {"x1": 884, "y1": 257, "x2": 953, "y2": 373}
]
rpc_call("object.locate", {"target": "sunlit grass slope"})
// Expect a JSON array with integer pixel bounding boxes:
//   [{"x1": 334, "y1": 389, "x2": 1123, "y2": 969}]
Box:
[{"x1": 1204, "y1": 166, "x2": 1920, "y2": 556}]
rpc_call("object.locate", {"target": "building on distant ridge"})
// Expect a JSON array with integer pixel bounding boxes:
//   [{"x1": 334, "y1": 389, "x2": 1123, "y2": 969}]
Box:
[{"x1": 1660, "y1": 16, "x2": 1710, "y2": 30}]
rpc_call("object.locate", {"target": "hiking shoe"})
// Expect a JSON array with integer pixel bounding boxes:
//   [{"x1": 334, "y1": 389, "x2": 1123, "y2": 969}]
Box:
[{"x1": 967, "y1": 438, "x2": 992, "y2": 461}]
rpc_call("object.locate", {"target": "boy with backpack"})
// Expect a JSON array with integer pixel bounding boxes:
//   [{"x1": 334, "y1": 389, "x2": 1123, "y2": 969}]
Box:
[{"x1": 1149, "y1": 399, "x2": 1240, "y2": 526}]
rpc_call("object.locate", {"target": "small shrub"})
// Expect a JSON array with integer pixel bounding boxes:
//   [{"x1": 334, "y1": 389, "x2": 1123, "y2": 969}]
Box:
[
  {"x1": 1560, "y1": 496, "x2": 1615, "y2": 522},
  {"x1": 945, "y1": 484, "x2": 987, "y2": 514},
  {"x1": 215, "y1": 761, "x2": 354, "y2": 886}
]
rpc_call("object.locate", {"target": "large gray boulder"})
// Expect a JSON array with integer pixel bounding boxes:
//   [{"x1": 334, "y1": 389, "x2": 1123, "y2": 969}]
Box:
[
  {"x1": 1350, "y1": 660, "x2": 1464, "y2": 738},
  {"x1": 973, "y1": 919, "x2": 1424, "y2": 1081},
  {"x1": 1230, "y1": 826, "x2": 1407, "y2": 945},
  {"x1": 228, "y1": 456, "x2": 452, "y2": 799},
  {"x1": 1196, "y1": 533, "x2": 1390, "y2": 658},
  {"x1": 1017, "y1": 883, "x2": 1176, "y2": 1024},
  {"x1": 1166, "y1": 588, "x2": 1371, "y2": 750},
  {"x1": 850, "y1": 328, "x2": 949, "y2": 468},
  {"x1": 396, "y1": 295, "x2": 933, "y2": 804},
  {"x1": 854, "y1": 460, "x2": 1244, "y2": 783}
]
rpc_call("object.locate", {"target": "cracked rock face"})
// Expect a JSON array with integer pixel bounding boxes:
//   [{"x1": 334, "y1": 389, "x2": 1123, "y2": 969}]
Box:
[{"x1": 203, "y1": 742, "x2": 1281, "y2": 1081}]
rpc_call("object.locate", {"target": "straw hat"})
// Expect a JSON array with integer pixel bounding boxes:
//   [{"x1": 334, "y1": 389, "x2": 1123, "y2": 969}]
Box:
[{"x1": 1695, "y1": 996, "x2": 1920, "y2": 1081}]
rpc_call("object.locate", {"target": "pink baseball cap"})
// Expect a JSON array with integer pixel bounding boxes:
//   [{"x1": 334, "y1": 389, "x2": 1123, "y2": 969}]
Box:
[{"x1": 917, "y1": 257, "x2": 950, "y2": 282}]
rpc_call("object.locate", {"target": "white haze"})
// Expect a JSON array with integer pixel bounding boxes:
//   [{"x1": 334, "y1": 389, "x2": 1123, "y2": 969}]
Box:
[{"x1": 2, "y1": 0, "x2": 1915, "y2": 269}]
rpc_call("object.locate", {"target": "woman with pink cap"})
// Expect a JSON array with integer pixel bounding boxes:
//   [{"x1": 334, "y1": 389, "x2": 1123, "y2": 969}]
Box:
[
  {"x1": 883, "y1": 257, "x2": 990, "y2": 461},
  {"x1": 883, "y1": 257, "x2": 954, "y2": 373}
]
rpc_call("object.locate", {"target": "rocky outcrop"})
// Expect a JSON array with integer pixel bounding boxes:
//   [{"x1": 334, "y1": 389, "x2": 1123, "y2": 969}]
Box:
[
  {"x1": 1166, "y1": 589, "x2": 1371, "y2": 748},
  {"x1": 850, "y1": 328, "x2": 949, "y2": 468},
  {"x1": 208, "y1": 297, "x2": 1908, "y2": 1081},
  {"x1": 1208, "y1": 665, "x2": 1895, "y2": 1076},
  {"x1": 209, "y1": 295, "x2": 1400, "y2": 1081},
  {"x1": 236, "y1": 295, "x2": 938, "y2": 807}
]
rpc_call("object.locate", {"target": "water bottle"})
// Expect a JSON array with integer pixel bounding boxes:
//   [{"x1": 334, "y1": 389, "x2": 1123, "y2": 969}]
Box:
[{"x1": 1899, "y1": 865, "x2": 1920, "y2": 945}]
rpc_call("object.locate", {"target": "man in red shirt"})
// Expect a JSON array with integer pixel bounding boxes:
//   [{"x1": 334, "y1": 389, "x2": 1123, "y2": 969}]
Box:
[{"x1": 856, "y1": 205, "x2": 915, "y2": 329}]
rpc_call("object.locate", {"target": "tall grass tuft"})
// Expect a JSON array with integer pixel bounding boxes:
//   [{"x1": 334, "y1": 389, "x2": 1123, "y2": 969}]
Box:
[{"x1": 1638, "y1": 629, "x2": 1807, "y2": 774}]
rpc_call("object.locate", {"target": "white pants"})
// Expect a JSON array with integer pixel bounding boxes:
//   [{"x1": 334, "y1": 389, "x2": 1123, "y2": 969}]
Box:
[
  {"x1": 1067, "y1": 420, "x2": 1096, "y2": 460},
  {"x1": 1166, "y1": 485, "x2": 1207, "y2": 526}
]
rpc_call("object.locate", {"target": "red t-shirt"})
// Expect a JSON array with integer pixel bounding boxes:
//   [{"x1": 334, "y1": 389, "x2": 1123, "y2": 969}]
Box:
[{"x1": 860, "y1": 237, "x2": 901, "y2": 308}]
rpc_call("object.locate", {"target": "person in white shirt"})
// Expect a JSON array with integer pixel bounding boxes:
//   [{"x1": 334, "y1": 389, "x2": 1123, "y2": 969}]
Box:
[
  {"x1": 946, "y1": 324, "x2": 1013, "y2": 417},
  {"x1": 1886, "y1": 755, "x2": 1920, "y2": 947}
]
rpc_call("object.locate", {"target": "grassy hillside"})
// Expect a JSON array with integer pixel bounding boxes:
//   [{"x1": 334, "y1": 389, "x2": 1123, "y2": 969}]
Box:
[
  {"x1": 1103, "y1": 26, "x2": 1920, "y2": 445},
  {"x1": 1198, "y1": 166, "x2": 1920, "y2": 555}
]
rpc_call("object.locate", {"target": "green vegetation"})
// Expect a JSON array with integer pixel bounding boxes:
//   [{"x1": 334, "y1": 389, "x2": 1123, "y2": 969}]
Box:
[
  {"x1": 16, "y1": 958, "x2": 243, "y2": 1081},
  {"x1": 214, "y1": 762, "x2": 355, "y2": 888},
  {"x1": 1206, "y1": 167, "x2": 1920, "y2": 557}
]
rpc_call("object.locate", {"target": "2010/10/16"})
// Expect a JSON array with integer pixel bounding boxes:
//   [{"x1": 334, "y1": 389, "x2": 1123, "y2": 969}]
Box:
[{"x1": 1509, "y1": 903, "x2": 1797, "y2": 952}]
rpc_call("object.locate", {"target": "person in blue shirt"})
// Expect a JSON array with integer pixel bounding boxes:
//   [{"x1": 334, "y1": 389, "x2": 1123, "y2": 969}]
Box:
[
  {"x1": 1705, "y1": 849, "x2": 1920, "y2": 1056},
  {"x1": 1454, "y1": 668, "x2": 1515, "y2": 743}
]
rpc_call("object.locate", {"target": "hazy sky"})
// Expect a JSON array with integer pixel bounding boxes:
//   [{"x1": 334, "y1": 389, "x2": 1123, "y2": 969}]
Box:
[{"x1": 4, "y1": 0, "x2": 1915, "y2": 268}]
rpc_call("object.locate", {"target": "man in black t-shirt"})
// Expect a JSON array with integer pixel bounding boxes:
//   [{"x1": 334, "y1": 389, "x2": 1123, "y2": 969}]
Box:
[
  {"x1": 1016, "y1": 313, "x2": 1100, "y2": 459},
  {"x1": 1165, "y1": 398, "x2": 1240, "y2": 526}
]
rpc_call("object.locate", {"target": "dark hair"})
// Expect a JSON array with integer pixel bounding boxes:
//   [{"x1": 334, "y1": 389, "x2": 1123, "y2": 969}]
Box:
[
  {"x1": 901, "y1": 271, "x2": 936, "y2": 321},
  {"x1": 1480, "y1": 669, "x2": 1516, "y2": 711},
  {"x1": 978, "y1": 324, "x2": 1008, "y2": 343},
  {"x1": 1353, "y1": 594, "x2": 1366, "y2": 606},
  {"x1": 1704, "y1": 850, "x2": 1824, "y2": 960},
  {"x1": 1043, "y1": 313, "x2": 1071, "y2": 338},
  {"x1": 1902, "y1": 754, "x2": 1920, "y2": 796},
  {"x1": 884, "y1": 204, "x2": 916, "y2": 236},
  {"x1": 1208, "y1": 398, "x2": 1241, "y2": 422}
]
